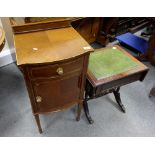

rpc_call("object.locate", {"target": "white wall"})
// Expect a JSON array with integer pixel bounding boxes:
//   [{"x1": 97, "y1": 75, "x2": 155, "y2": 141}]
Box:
[{"x1": 0, "y1": 17, "x2": 16, "y2": 67}]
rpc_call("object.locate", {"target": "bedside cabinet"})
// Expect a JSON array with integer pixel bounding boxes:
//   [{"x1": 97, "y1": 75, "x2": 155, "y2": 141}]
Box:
[{"x1": 13, "y1": 27, "x2": 93, "y2": 133}]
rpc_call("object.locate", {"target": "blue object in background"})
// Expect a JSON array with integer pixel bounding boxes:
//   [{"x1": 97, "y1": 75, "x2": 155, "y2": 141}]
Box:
[{"x1": 116, "y1": 32, "x2": 148, "y2": 54}]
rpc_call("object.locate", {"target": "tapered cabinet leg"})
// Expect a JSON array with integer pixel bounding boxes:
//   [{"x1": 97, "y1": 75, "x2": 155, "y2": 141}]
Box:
[
  {"x1": 34, "y1": 114, "x2": 43, "y2": 134},
  {"x1": 113, "y1": 88, "x2": 126, "y2": 113},
  {"x1": 76, "y1": 101, "x2": 83, "y2": 121}
]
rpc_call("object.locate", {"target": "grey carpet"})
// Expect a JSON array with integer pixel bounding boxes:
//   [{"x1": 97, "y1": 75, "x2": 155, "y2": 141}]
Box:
[
  {"x1": 0, "y1": 59, "x2": 155, "y2": 137},
  {"x1": 1, "y1": 34, "x2": 155, "y2": 136}
]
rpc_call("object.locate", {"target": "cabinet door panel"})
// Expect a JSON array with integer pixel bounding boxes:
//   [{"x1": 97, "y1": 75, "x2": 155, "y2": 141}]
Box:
[{"x1": 33, "y1": 73, "x2": 82, "y2": 113}]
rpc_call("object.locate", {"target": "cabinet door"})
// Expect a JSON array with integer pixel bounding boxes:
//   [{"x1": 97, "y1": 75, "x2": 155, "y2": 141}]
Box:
[{"x1": 32, "y1": 72, "x2": 82, "y2": 113}]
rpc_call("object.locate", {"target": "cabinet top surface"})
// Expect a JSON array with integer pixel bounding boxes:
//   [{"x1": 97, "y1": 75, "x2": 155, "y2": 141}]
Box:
[{"x1": 14, "y1": 27, "x2": 93, "y2": 65}]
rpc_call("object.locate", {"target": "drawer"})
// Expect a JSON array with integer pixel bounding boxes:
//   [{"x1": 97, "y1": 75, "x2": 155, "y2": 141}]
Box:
[{"x1": 29, "y1": 57, "x2": 84, "y2": 79}]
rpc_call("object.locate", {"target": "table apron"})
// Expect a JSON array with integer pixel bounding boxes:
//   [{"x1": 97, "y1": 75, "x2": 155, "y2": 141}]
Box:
[{"x1": 86, "y1": 71, "x2": 147, "y2": 98}]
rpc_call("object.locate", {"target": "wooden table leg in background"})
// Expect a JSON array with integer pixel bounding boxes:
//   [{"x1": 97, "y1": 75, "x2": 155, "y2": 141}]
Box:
[
  {"x1": 149, "y1": 86, "x2": 155, "y2": 97},
  {"x1": 113, "y1": 87, "x2": 126, "y2": 113},
  {"x1": 83, "y1": 94, "x2": 94, "y2": 124}
]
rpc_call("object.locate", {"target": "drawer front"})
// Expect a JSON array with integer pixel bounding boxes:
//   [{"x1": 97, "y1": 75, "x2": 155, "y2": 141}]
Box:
[
  {"x1": 32, "y1": 72, "x2": 82, "y2": 113},
  {"x1": 29, "y1": 57, "x2": 84, "y2": 79}
]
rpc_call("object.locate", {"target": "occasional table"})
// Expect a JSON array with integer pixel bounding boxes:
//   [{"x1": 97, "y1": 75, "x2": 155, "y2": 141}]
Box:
[{"x1": 84, "y1": 45, "x2": 149, "y2": 124}]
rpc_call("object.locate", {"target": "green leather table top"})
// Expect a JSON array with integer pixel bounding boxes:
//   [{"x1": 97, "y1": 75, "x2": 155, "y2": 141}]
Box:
[{"x1": 88, "y1": 47, "x2": 139, "y2": 80}]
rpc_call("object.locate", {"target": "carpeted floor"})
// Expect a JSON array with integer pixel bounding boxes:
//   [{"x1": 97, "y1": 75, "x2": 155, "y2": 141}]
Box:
[{"x1": 0, "y1": 40, "x2": 155, "y2": 136}]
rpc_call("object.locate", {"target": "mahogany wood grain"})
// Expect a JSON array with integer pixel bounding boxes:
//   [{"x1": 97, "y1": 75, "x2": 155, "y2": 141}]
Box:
[{"x1": 21, "y1": 54, "x2": 91, "y2": 132}]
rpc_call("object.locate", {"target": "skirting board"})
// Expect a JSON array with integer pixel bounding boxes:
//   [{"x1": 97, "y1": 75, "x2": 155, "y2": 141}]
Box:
[
  {"x1": 0, "y1": 48, "x2": 16, "y2": 68},
  {"x1": 0, "y1": 17, "x2": 16, "y2": 68}
]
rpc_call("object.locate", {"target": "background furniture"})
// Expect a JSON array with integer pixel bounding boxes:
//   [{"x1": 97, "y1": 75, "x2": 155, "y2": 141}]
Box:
[
  {"x1": 10, "y1": 17, "x2": 104, "y2": 45},
  {"x1": 10, "y1": 17, "x2": 149, "y2": 47},
  {"x1": 0, "y1": 27, "x2": 5, "y2": 52},
  {"x1": 138, "y1": 18, "x2": 155, "y2": 66},
  {"x1": 149, "y1": 86, "x2": 155, "y2": 97},
  {"x1": 71, "y1": 17, "x2": 104, "y2": 44},
  {"x1": 84, "y1": 46, "x2": 148, "y2": 124},
  {"x1": 13, "y1": 25, "x2": 93, "y2": 133},
  {"x1": 100, "y1": 17, "x2": 149, "y2": 42}
]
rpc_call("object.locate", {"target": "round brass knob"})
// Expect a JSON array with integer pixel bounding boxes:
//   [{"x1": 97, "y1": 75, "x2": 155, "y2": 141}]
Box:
[
  {"x1": 56, "y1": 67, "x2": 63, "y2": 75},
  {"x1": 36, "y1": 96, "x2": 42, "y2": 103}
]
